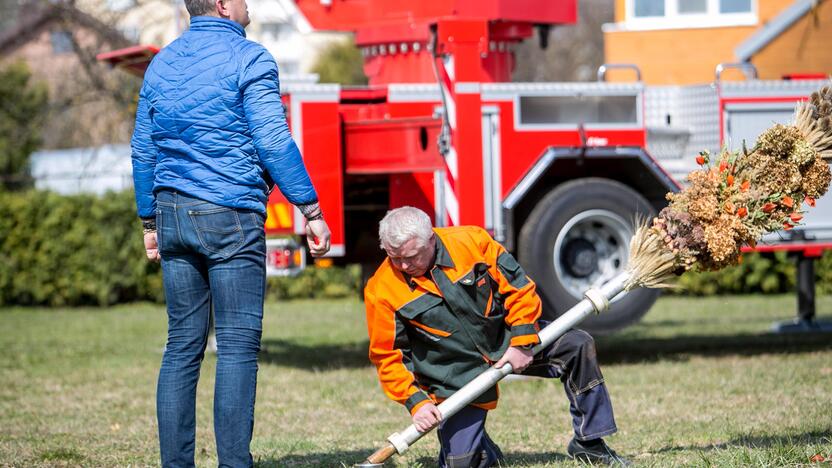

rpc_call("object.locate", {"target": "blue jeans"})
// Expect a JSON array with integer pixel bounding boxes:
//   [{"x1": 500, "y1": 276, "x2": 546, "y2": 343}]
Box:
[{"x1": 155, "y1": 190, "x2": 266, "y2": 468}]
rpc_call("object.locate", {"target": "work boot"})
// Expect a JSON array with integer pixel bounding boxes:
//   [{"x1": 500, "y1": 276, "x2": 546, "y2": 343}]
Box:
[{"x1": 567, "y1": 438, "x2": 630, "y2": 466}]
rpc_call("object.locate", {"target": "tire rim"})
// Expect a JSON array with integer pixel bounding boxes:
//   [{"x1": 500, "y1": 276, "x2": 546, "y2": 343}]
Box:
[{"x1": 552, "y1": 209, "x2": 632, "y2": 301}]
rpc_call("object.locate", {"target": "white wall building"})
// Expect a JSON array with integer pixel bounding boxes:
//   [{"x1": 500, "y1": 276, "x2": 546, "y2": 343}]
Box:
[
  {"x1": 247, "y1": 0, "x2": 348, "y2": 77},
  {"x1": 30, "y1": 144, "x2": 134, "y2": 195},
  {"x1": 91, "y1": 0, "x2": 348, "y2": 79}
]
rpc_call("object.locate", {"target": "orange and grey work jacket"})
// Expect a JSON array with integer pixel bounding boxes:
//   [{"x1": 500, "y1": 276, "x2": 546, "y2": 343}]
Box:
[{"x1": 365, "y1": 226, "x2": 542, "y2": 416}]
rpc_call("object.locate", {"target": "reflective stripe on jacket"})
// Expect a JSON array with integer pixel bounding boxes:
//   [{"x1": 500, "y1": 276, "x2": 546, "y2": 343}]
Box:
[{"x1": 365, "y1": 226, "x2": 542, "y2": 415}]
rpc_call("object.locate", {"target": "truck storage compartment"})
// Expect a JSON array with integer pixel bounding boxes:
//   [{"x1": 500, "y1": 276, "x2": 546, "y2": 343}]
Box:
[{"x1": 343, "y1": 117, "x2": 444, "y2": 174}]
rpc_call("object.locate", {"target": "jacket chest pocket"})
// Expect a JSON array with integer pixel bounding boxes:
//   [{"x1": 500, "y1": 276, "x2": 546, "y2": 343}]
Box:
[
  {"x1": 397, "y1": 296, "x2": 456, "y2": 343},
  {"x1": 458, "y1": 263, "x2": 500, "y2": 318}
]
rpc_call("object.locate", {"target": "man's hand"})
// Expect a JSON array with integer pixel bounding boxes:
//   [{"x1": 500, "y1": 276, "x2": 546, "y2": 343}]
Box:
[
  {"x1": 494, "y1": 346, "x2": 534, "y2": 373},
  {"x1": 412, "y1": 402, "x2": 442, "y2": 433},
  {"x1": 305, "y1": 219, "x2": 331, "y2": 257},
  {"x1": 144, "y1": 231, "x2": 160, "y2": 262}
]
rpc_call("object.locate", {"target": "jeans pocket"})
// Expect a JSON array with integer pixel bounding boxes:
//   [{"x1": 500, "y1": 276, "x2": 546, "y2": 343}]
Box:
[
  {"x1": 188, "y1": 207, "x2": 244, "y2": 257},
  {"x1": 156, "y1": 206, "x2": 179, "y2": 254},
  {"x1": 155, "y1": 208, "x2": 163, "y2": 253}
]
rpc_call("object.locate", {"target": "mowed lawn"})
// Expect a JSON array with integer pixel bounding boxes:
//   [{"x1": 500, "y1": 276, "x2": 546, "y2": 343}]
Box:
[{"x1": 1, "y1": 294, "x2": 831, "y2": 467}]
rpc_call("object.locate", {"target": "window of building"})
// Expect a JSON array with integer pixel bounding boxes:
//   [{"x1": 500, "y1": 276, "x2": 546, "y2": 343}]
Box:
[
  {"x1": 634, "y1": 0, "x2": 664, "y2": 17},
  {"x1": 50, "y1": 30, "x2": 73, "y2": 54},
  {"x1": 625, "y1": 0, "x2": 756, "y2": 29},
  {"x1": 720, "y1": 0, "x2": 752, "y2": 13},
  {"x1": 679, "y1": 0, "x2": 707, "y2": 14}
]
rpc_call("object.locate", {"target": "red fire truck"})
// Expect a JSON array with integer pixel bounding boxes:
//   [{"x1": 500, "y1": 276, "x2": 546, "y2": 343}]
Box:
[{"x1": 99, "y1": 0, "x2": 832, "y2": 333}]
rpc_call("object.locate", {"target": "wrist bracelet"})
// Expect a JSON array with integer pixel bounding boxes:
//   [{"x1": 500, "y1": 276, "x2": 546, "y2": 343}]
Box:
[
  {"x1": 297, "y1": 202, "x2": 323, "y2": 221},
  {"x1": 141, "y1": 218, "x2": 157, "y2": 231}
]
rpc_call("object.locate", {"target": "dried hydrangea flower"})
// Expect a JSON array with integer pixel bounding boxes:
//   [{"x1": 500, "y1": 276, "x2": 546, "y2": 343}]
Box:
[
  {"x1": 703, "y1": 214, "x2": 742, "y2": 263},
  {"x1": 684, "y1": 170, "x2": 720, "y2": 222},
  {"x1": 751, "y1": 154, "x2": 802, "y2": 194},
  {"x1": 789, "y1": 138, "x2": 817, "y2": 168},
  {"x1": 756, "y1": 124, "x2": 801, "y2": 159},
  {"x1": 801, "y1": 156, "x2": 832, "y2": 198}
]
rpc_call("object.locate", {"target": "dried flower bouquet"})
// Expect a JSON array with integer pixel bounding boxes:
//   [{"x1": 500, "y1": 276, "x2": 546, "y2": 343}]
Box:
[{"x1": 626, "y1": 85, "x2": 832, "y2": 290}]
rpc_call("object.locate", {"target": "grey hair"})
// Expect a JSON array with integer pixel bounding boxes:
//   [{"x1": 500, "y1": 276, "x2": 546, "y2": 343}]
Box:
[
  {"x1": 378, "y1": 206, "x2": 434, "y2": 250},
  {"x1": 184, "y1": 0, "x2": 216, "y2": 17}
]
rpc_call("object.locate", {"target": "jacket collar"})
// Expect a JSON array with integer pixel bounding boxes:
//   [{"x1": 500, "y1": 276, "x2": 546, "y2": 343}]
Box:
[
  {"x1": 432, "y1": 233, "x2": 455, "y2": 269},
  {"x1": 189, "y1": 16, "x2": 246, "y2": 38}
]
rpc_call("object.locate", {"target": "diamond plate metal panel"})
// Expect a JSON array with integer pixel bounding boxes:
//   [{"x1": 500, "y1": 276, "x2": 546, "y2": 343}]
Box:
[
  {"x1": 718, "y1": 79, "x2": 827, "y2": 98},
  {"x1": 645, "y1": 84, "x2": 719, "y2": 184}
]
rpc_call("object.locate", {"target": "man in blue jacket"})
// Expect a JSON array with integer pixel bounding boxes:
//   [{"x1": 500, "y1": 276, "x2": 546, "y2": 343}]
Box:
[{"x1": 130, "y1": 0, "x2": 331, "y2": 465}]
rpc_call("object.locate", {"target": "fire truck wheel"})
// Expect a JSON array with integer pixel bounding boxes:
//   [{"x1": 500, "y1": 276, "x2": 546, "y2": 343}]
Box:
[{"x1": 518, "y1": 177, "x2": 660, "y2": 334}]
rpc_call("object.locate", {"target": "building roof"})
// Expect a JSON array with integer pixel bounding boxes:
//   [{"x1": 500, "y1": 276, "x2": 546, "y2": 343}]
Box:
[
  {"x1": 734, "y1": 0, "x2": 819, "y2": 62},
  {"x1": 0, "y1": 1, "x2": 131, "y2": 56}
]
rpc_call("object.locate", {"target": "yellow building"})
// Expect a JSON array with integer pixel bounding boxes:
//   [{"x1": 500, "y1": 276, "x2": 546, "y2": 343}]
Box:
[{"x1": 604, "y1": 0, "x2": 832, "y2": 84}]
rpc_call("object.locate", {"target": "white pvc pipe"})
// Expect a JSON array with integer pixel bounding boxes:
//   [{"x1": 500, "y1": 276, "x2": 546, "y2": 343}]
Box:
[{"x1": 385, "y1": 271, "x2": 632, "y2": 455}]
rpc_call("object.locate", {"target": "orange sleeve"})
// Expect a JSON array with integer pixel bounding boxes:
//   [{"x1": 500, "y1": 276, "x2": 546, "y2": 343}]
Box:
[
  {"x1": 365, "y1": 281, "x2": 433, "y2": 415},
  {"x1": 479, "y1": 229, "x2": 542, "y2": 347}
]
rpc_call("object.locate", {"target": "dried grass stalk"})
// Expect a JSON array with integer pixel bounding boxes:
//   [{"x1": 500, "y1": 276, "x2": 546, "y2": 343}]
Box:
[{"x1": 624, "y1": 224, "x2": 677, "y2": 290}]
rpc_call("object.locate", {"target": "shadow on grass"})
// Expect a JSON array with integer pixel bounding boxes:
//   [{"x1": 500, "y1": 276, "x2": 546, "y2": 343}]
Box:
[
  {"x1": 260, "y1": 329, "x2": 832, "y2": 370},
  {"x1": 411, "y1": 452, "x2": 572, "y2": 466},
  {"x1": 597, "y1": 331, "x2": 832, "y2": 365},
  {"x1": 502, "y1": 451, "x2": 572, "y2": 465},
  {"x1": 255, "y1": 450, "x2": 570, "y2": 467},
  {"x1": 255, "y1": 449, "x2": 371, "y2": 467},
  {"x1": 259, "y1": 338, "x2": 371, "y2": 369},
  {"x1": 653, "y1": 428, "x2": 832, "y2": 454}
]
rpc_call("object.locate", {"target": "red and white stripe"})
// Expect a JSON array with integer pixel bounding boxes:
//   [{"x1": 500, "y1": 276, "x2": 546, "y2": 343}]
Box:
[{"x1": 434, "y1": 54, "x2": 460, "y2": 226}]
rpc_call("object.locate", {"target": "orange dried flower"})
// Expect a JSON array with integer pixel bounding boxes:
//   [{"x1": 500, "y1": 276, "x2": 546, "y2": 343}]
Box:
[
  {"x1": 737, "y1": 207, "x2": 747, "y2": 218},
  {"x1": 696, "y1": 155, "x2": 705, "y2": 165},
  {"x1": 724, "y1": 201, "x2": 735, "y2": 214},
  {"x1": 719, "y1": 161, "x2": 729, "y2": 172},
  {"x1": 790, "y1": 212, "x2": 803, "y2": 222},
  {"x1": 806, "y1": 196, "x2": 816, "y2": 207},
  {"x1": 783, "y1": 222, "x2": 794, "y2": 231},
  {"x1": 762, "y1": 203, "x2": 776, "y2": 213},
  {"x1": 782, "y1": 195, "x2": 794, "y2": 208},
  {"x1": 740, "y1": 180, "x2": 750, "y2": 192},
  {"x1": 726, "y1": 175, "x2": 734, "y2": 186}
]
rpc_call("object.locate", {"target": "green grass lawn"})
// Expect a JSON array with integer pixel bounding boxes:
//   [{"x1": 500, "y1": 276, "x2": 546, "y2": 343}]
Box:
[{"x1": 1, "y1": 295, "x2": 831, "y2": 467}]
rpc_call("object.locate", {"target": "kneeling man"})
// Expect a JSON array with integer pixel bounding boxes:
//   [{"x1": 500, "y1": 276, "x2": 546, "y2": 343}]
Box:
[{"x1": 364, "y1": 207, "x2": 629, "y2": 467}]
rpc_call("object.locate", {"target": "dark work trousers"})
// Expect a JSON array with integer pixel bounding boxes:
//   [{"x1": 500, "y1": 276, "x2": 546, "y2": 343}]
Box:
[{"x1": 436, "y1": 327, "x2": 617, "y2": 468}]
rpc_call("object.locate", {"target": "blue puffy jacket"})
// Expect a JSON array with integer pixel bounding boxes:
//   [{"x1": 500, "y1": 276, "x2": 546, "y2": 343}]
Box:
[{"x1": 130, "y1": 17, "x2": 317, "y2": 218}]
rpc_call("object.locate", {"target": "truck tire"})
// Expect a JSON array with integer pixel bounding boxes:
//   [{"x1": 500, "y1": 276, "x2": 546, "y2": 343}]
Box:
[{"x1": 518, "y1": 178, "x2": 660, "y2": 334}]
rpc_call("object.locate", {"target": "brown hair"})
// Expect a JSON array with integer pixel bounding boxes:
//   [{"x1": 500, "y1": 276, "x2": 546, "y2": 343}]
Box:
[{"x1": 184, "y1": 0, "x2": 215, "y2": 17}]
